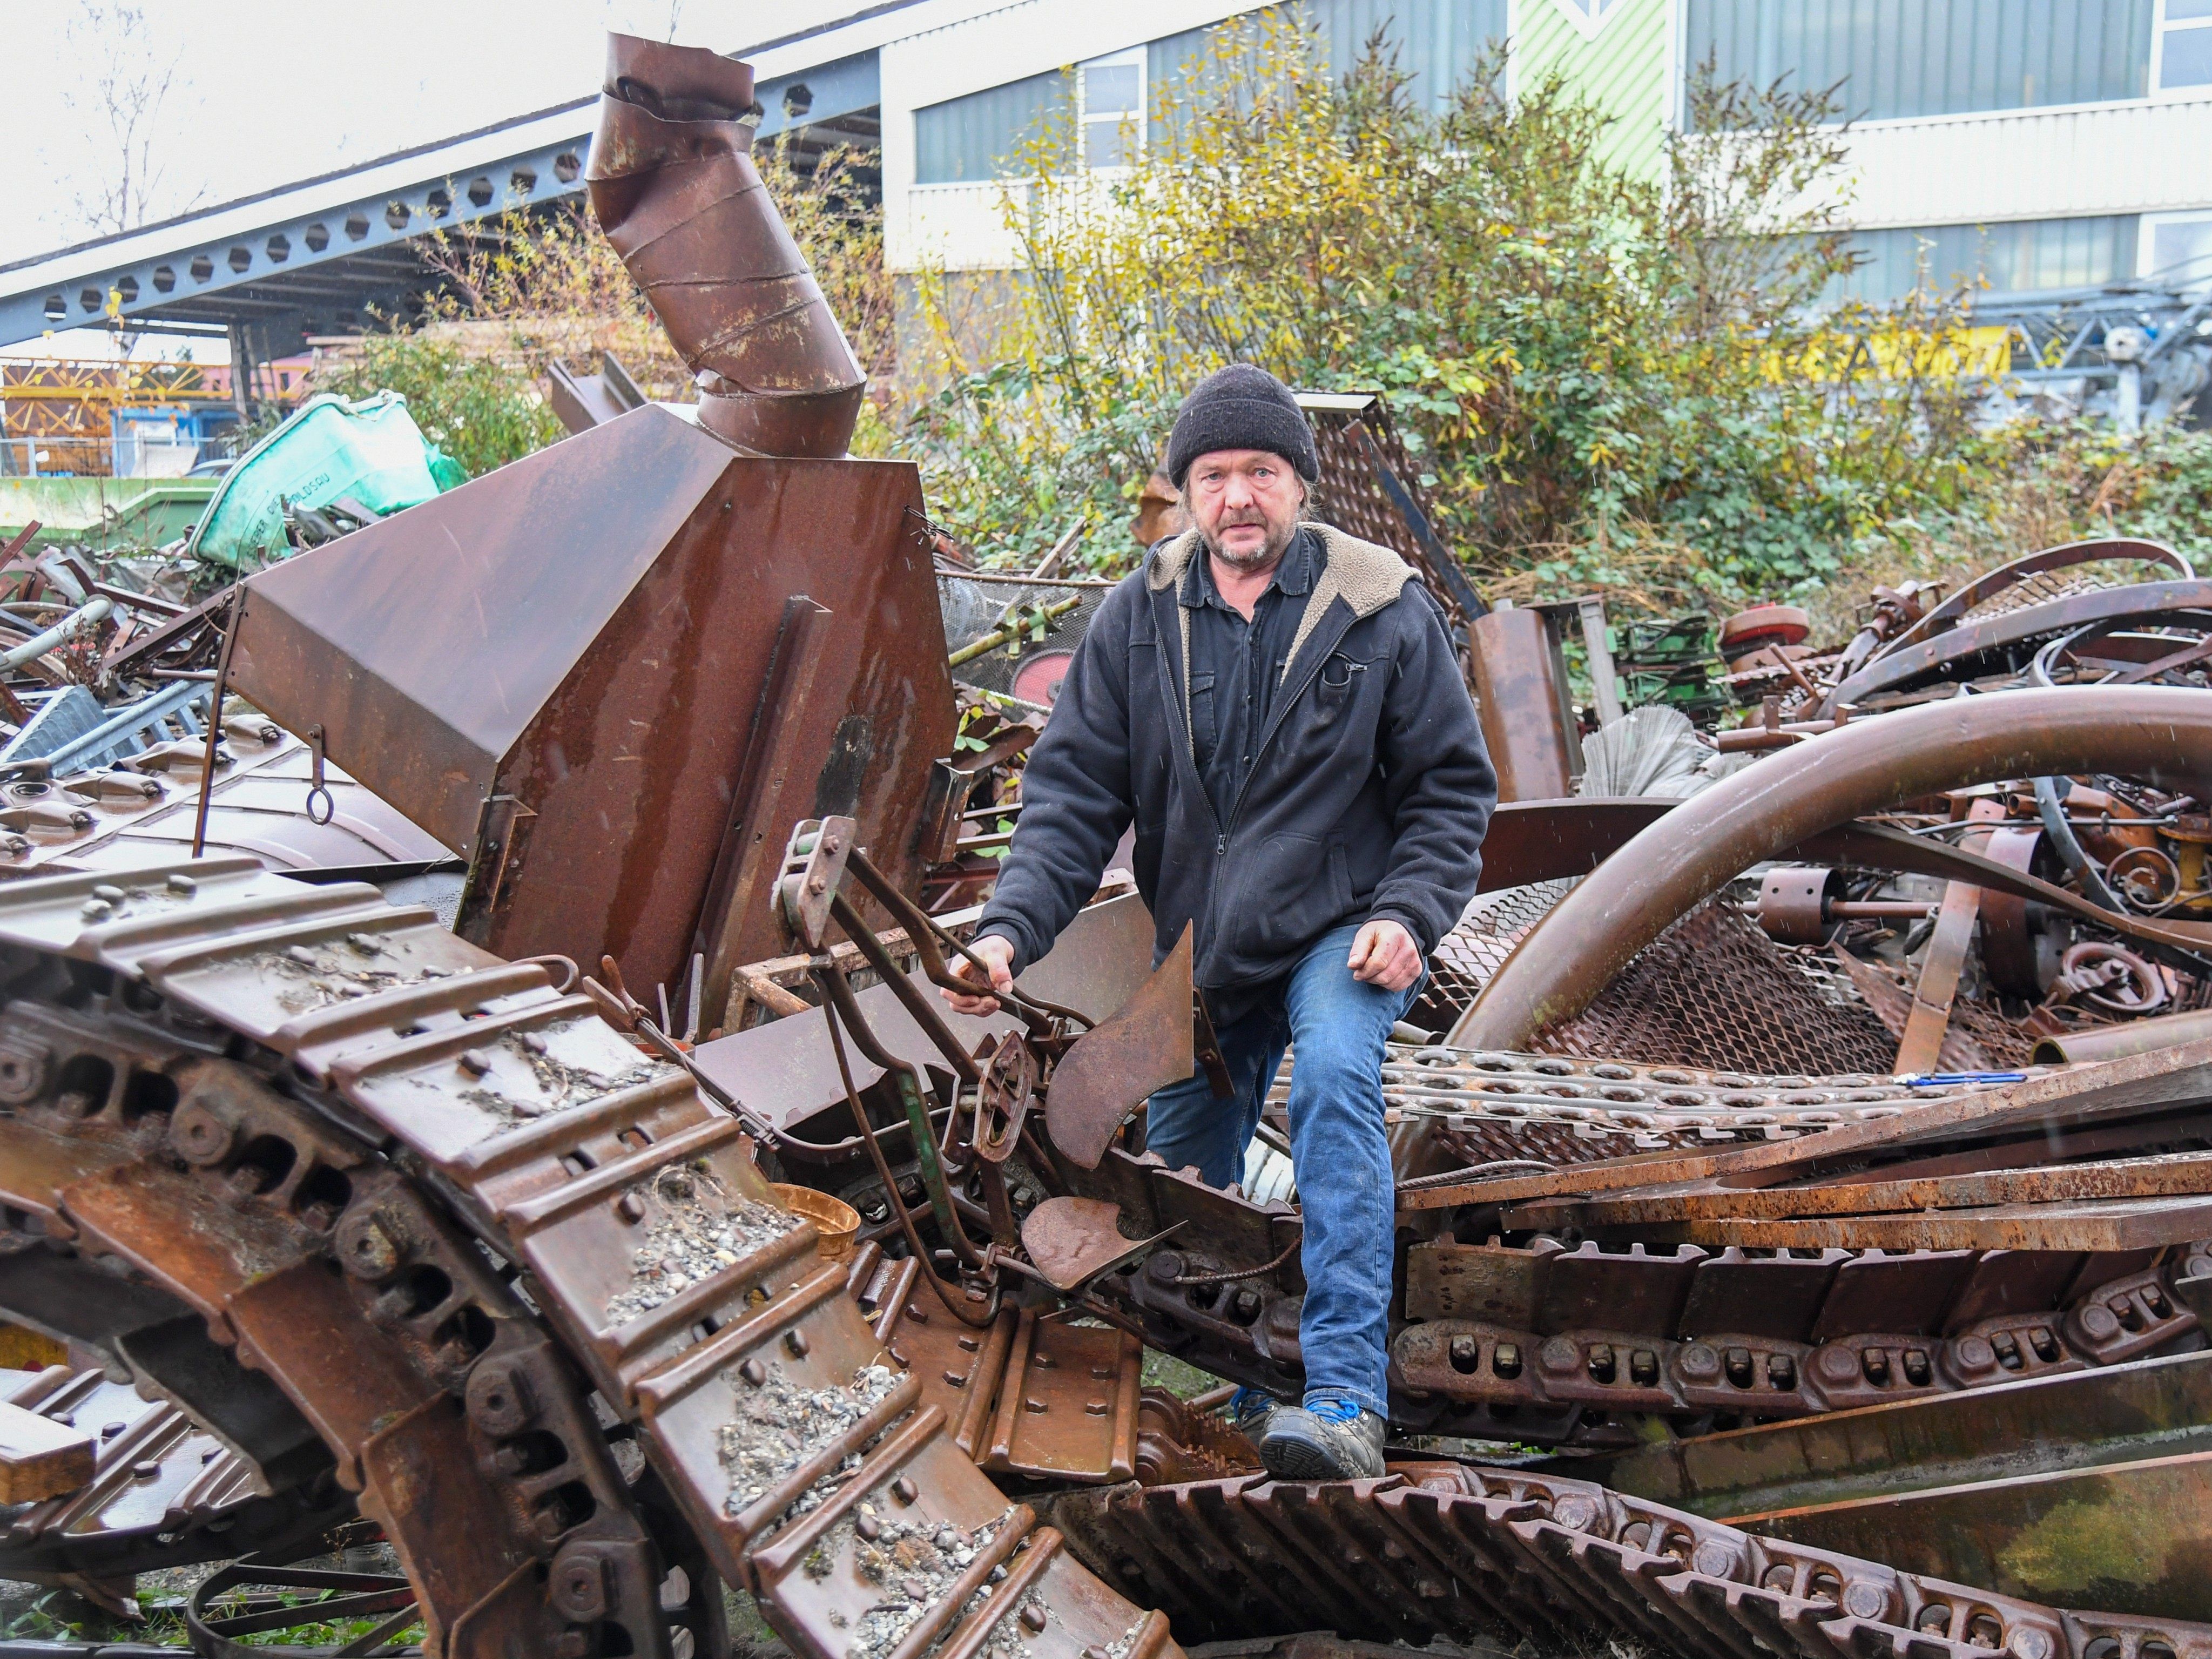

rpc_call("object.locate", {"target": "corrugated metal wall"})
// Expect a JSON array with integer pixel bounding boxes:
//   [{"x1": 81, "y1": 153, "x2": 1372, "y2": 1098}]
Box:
[
  {"x1": 1310, "y1": 0, "x2": 1510, "y2": 107},
  {"x1": 1830, "y1": 214, "x2": 2139, "y2": 300},
  {"x1": 1839, "y1": 95, "x2": 2212, "y2": 226},
  {"x1": 920, "y1": 0, "x2": 1507, "y2": 181},
  {"x1": 915, "y1": 69, "x2": 1071, "y2": 183},
  {"x1": 1687, "y1": 0, "x2": 2154, "y2": 124}
]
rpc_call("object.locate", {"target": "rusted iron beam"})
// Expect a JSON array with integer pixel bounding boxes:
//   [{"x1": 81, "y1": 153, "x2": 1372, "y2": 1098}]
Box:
[
  {"x1": 1468, "y1": 608, "x2": 1576, "y2": 801},
  {"x1": 1559, "y1": 1193, "x2": 2212, "y2": 1252},
  {"x1": 0, "y1": 1397, "x2": 92, "y2": 1503},
  {"x1": 2035, "y1": 1008, "x2": 2212, "y2": 1065},
  {"x1": 1452, "y1": 688, "x2": 2212, "y2": 1053},
  {"x1": 1512, "y1": 1147, "x2": 2212, "y2": 1230},
  {"x1": 1894, "y1": 802, "x2": 2006, "y2": 1074}
]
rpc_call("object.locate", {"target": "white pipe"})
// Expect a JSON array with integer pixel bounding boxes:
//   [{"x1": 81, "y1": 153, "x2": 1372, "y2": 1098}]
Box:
[{"x1": 0, "y1": 596, "x2": 113, "y2": 672}]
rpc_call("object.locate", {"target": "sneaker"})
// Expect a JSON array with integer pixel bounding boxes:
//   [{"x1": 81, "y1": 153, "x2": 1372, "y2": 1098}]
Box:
[
  {"x1": 1258, "y1": 1401, "x2": 1386, "y2": 1480},
  {"x1": 1227, "y1": 1386, "x2": 1281, "y2": 1442}
]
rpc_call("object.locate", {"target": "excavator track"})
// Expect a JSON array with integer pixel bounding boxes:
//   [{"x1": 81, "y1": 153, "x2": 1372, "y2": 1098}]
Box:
[
  {"x1": 0, "y1": 860, "x2": 1169, "y2": 1659},
  {"x1": 1057, "y1": 1136, "x2": 2209, "y2": 1446},
  {"x1": 1045, "y1": 1462, "x2": 2212, "y2": 1659},
  {"x1": 0, "y1": 858, "x2": 2204, "y2": 1659}
]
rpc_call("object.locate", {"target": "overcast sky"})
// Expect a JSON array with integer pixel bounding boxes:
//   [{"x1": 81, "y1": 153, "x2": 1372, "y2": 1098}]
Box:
[{"x1": 2, "y1": 0, "x2": 840, "y2": 356}]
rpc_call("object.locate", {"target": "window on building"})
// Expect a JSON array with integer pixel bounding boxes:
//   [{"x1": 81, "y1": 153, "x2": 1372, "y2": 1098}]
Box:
[
  {"x1": 1149, "y1": 0, "x2": 1507, "y2": 132},
  {"x1": 914, "y1": 69, "x2": 1071, "y2": 184},
  {"x1": 2144, "y1": 212, "x2": 2212, "y2": 286},
  {"x1": 2157, "y1": 0, "x2": 2212, "y2": 87},
  {"x1": 1825, "y1": 215, "x2": 2140, "y2": 304},
  {"x1": 1081, "y1": 49, "x2": 1146, "y2": 167},
  {"x1": 925, "y1": 0, "x2": 1506, "y2": 184},
  {"x1": 1688, "y1": 0, "x2": 2155, "y2": 125}
]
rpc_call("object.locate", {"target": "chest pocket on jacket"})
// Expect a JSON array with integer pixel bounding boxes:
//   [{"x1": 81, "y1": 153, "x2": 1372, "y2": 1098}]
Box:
[
  {"x1": 1313, "y1": 653, "x2": 1368, "y2": 716},
  {"x1": 1188, "y1": 671, "x2": 1219, "y2": 758}
]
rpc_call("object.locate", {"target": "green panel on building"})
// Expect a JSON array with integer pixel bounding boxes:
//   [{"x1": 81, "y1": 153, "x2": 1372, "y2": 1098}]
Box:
[{"x1": 1513, "y1": 0, "x2": 1674, "y2": 180}]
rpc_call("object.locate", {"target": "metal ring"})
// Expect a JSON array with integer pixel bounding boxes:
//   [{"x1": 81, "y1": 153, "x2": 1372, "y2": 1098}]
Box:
[
  {"x1": 2108, "y1": 845, "x2": 2184, "y2": 910},
  {"x1": 305, "y1": 784, "x2": 336, "y2": 826}
]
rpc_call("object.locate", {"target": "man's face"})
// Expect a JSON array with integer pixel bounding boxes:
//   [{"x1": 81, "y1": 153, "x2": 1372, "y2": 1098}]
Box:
[{"x1": 1187, "y1": 449, "x2": 1304, "y2": 572}]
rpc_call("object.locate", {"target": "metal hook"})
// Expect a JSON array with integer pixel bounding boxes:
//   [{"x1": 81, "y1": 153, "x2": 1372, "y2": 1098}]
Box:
[{"x1": 305, "y1": 724, "x2": 335, "y2": 825}]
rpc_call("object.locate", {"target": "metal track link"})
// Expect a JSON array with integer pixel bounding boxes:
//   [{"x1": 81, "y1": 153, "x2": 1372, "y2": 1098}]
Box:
[
  {"x1": 1046, "y1": 1464, "x2": 2212, "y2": 1659},
  {"x1": 0, "y1": 1068, "x2": 675, "y2": 1659},
  {"x1": 1058, "y1": 1145, "x2": 2208, "y2": 1445},
  {"x1": 0, "y1": 860, "x2": 1176, "y2": 1659},
  {"x1": 0, "y1": 1364, "x2": 356, "y2": 1583},
  {"x1": 0, "y1": 859, "x2": 2205, "y2": 1659}
]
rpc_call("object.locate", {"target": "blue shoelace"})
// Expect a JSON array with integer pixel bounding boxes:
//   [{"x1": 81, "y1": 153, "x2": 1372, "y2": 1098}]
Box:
[
  {"x1": 1228, "y1": 1386, "x2": 1275, "y2": 1425},
  {"x1": 1303, "y1": 1391, "x2": 1363, "y2": 1424}
]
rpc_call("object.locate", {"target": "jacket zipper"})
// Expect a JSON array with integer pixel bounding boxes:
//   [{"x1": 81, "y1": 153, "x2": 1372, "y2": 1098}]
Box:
[
  {"x1": 1219, "y1": 611, "x2": 1353, "y2": 837},
  {"x1": 1156, "y1": 574, "x2": 1355, "y2": 963}
]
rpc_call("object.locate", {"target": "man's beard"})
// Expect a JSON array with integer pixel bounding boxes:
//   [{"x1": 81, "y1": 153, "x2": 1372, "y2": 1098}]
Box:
[{"x1": 1202, "y1": 513, "x2": 1299, "y2": 571}]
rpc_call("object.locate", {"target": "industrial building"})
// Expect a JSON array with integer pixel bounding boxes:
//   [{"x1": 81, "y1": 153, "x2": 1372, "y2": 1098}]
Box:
[{"x1": 1, "y1": 0, "x2": 2206, "y2": 466}]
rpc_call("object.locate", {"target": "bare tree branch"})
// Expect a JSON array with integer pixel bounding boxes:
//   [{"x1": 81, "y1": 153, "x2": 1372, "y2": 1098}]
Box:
[{"x1": 59, "y1": 1, "x2": 204, "y2": 238}]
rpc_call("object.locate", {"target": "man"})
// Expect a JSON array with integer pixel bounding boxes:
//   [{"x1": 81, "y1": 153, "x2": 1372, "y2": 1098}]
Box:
[{"x1": 945, "y1": 364, "x2": 1496, "y2": 1479}]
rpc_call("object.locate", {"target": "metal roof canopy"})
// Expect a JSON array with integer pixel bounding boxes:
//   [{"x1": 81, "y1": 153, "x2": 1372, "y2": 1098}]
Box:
[{"x1": 0, "y1": 51, "x2": 882, "y2": 355}]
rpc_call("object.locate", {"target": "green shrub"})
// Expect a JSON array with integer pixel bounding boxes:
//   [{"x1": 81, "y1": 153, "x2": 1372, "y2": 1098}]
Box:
[
  {"x1": 899, "y1": 22, "x2": 2004, "y2": 606},
  {"x1": 315, "y1": 331, "x2": 561, "y2": 481}
]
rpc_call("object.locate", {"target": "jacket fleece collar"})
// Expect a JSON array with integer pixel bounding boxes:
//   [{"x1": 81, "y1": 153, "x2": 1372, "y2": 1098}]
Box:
[
  {"x1": 1147, "y1": 521, "x2": 1418, "y2": 763},
  {"x1": 1148, "y1": 521, "x2": 1417, "y2": 679}
]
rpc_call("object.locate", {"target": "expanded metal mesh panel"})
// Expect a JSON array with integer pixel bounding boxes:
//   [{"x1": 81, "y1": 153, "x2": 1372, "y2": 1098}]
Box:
[
  {"x1": 1307, "y1": 410, "x2": 1427, "y2": 569},
  {"x1": 1831, "y1": 943, "x2": 2041, "y2": 1071},
  {"x1": 1966, "y1": 565, "x2": 2142, "y2": 623},
  {"x1": 1535, "y1": 898, "x2": 1903, "y2": 1076},
  {"x1": 1414, "y1": 880, "x2": 1576, "y2": 1029},
  {"x1": 1301, "y1": 396, "x2": 1475, "y2": 627}
]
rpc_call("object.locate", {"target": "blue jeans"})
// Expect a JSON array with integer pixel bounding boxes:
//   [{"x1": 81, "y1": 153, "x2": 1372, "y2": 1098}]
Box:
[{"x1": 1141, "y1": 920, "x2": 1418, "y2": 1419}]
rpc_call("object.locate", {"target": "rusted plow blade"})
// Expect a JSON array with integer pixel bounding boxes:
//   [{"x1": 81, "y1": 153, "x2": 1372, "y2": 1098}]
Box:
[
  {"x1": 1046, "y1": 925, "x2": 1196, "y2": 1169},
  {"x1": 1021, "y1": 1197, "x2": 1180, "y2": 1292}
]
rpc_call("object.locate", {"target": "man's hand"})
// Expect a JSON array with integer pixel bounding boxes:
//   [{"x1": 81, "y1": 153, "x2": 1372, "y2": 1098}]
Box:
[
  {"x1": 943, "y1": 934, "x2": 1017, "y2": 1016},
  {"x1": 1347, "y1": 919, "x2": 1422, "y2": 992}
]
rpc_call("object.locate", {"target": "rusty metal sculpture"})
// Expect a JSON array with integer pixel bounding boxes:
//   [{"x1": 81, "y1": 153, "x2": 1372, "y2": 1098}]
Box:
[
  {"x1": 17, "y1": 32, "x2": 2212, "y2": 1659},
  {"x1": 6, "y1": 859, "x2": 2209, "y2": 1659},
  {"x1": 1452, "y1": 687, "x2": 2212, "y2": 1053},
  {"x1": 585, "y1": 35, "x2": 867, "y2": 458},
  {"x1": 227, "y1": 36, "x2": 953, "y2": 1025}
]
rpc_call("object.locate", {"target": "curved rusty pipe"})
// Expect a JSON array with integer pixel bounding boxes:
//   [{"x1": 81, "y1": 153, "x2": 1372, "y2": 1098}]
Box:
[
  {"x1": 586, "y1": 33, "x2": 866, "y2": 457},
  {"x1": 1449, "y1": 687, "x2": 2212, "y2": 1052}
]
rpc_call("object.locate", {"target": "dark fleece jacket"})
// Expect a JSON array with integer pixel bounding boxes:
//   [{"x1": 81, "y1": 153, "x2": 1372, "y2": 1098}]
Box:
[{"x1": 976, "y1": 522, "x2": 1497, "y2": 995}]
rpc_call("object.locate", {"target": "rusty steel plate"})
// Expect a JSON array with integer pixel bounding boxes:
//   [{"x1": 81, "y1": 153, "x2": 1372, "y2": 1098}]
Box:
[
  {"x1": 1023, "y1": 1197, "x2": 1174, "y2": 1292},
  {"x1": 1048, "y1": 926, "x2": 1196, "y2": 1170},
  {"x1": 228, "y1": 408, "x2": 957, "y2": 1006}
]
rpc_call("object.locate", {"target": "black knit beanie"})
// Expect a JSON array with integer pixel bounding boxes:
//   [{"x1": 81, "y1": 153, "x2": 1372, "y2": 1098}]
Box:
[{"x1": 1164, "y1": 363, "x2": 1319, "y2": 488}]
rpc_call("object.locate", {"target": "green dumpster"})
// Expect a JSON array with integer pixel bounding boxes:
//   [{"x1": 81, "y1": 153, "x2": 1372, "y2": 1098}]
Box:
[{"x1": 188, "y1": 392, "x2": 462, "y2": 570}]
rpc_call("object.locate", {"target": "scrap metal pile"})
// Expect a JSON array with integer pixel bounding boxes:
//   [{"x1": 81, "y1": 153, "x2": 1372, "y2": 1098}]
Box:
[
  {"x1": 0, "y1": 517, "x2": 447, "y2": 886},
  {"x1": 8, "y1": 32, "x2": 2212, "y2": 1659}
]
